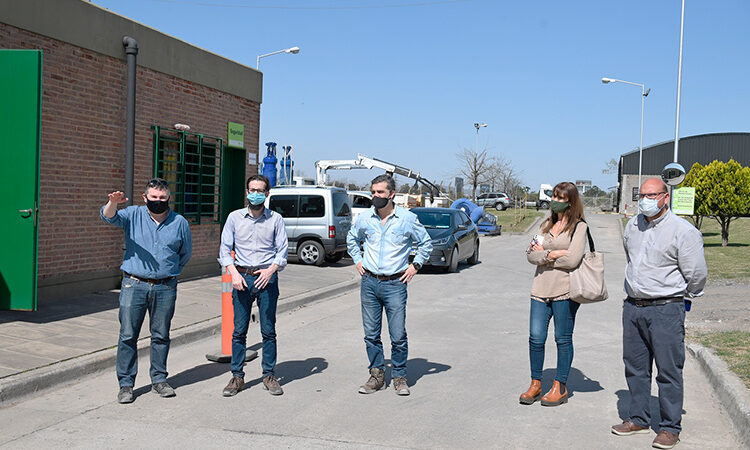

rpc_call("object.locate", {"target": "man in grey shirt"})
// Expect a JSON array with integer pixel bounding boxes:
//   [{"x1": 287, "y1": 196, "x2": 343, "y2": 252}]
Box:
[
  {"x1": 612, "y1": 178, "x2": 707, "y2": 449},
  {"x1": 218, "y1": 175, "x2": 288, "y2": 397}
]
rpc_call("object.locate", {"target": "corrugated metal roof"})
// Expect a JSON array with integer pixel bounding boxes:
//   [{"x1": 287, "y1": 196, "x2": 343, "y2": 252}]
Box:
[{"x1": 620, "y1": 132, "x2": 750, "y2": 175}]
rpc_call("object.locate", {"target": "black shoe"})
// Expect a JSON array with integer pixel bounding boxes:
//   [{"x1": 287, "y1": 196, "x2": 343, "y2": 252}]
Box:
[
  {"x1": 117, "y1": 386, "x2": 134, "y2": 404},
  {"x1": 222, "y1": 376, "x2": 245, "y2": 397},
  {"x1": 151, "y1": 382, "x2": 176, "y2": 397}
]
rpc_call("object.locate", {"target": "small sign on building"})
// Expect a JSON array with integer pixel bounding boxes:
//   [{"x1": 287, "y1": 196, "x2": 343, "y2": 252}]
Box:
[
  {"x1": 632, "y1": 187, "x2": 639, "y2": 202},
  {"x1": 227, "y1": 122, "x2": 244, "y2": 148},
  {"x1": 672, "y1": 187, "x2": 696, "y2": 215}
]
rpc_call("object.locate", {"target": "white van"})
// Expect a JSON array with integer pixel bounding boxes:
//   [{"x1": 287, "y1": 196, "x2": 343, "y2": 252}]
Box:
[{"x1": 266, "y1": 186, "x2": 352, "y2": 265}]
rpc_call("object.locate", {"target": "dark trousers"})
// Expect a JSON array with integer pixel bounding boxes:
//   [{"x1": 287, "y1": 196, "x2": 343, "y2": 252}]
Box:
[{"x1": 622, "y1": 301, "x2": 685, "y2": 434}]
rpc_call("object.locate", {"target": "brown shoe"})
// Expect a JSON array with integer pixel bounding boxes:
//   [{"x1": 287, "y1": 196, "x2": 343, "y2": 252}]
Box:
[
  {"x1": 358, "y1": 368, "x2": 385, "y2": 394},
  {"x1": 393, "y1": 377, "x2": 410, "y2": 396},
  {"x1": 262, "y1": 375, "x2": 284, "y2": 396},
  {"x1": 611, "y1": 420, "x2": 650, "y2": 436},
  {"x1": 652, "y1": 430, "x2": 680, "y2": 449},
  {"x1": 540, "y1": 380, "x2": 568, "y2": 406},
  {"x1": 222, "y1": 376, "x2": 244, "y2": 397},
  {"x1": 519, "y1": 379, "x2": 542, "y2": 405}
]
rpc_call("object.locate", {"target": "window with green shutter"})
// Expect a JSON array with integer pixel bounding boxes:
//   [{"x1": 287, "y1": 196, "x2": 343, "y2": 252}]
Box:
[{"x1": 152, "y1": 126, "x2": 223, "y2": 224}]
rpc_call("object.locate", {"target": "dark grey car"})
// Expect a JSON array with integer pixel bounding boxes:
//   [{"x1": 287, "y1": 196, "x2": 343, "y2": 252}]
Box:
[{"x1": 411, "y1": 207, "x2": 480, "y2": 273}]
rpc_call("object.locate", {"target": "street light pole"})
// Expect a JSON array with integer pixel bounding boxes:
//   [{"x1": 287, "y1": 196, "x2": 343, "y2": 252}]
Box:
[
  {"x1": 474, "y1": 122, "x2": 487, "y2": 155},
  {"x1": 256, "y1": 46, "x2": 300, "y2": 70},
  {"x1": 673, "y1": 0, "x2": 686, "y2": 163},
  {"x1": 602, "y1": 77, "x2": 650, "y2": 188}
]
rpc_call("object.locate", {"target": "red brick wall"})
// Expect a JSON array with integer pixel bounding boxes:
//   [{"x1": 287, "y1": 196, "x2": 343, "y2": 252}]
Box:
[{"x1": 1, "y1": 23, "x2": 260, "y2": 288}]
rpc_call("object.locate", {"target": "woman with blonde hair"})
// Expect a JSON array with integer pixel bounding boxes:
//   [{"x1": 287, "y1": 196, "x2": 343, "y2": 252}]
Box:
[{"x1": 520, "y1": 181, "x2": 587, "y2": 406}]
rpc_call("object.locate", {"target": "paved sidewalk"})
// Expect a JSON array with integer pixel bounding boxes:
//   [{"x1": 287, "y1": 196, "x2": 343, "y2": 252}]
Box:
[{"x1": 0, "y1": 260, "x2": 358, "y2": 380}]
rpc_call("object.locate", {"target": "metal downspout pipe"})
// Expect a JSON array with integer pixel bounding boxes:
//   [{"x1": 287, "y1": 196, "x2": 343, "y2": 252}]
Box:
[{"x1": 122, "y1": 36, "x2": 138, "y2": 206}]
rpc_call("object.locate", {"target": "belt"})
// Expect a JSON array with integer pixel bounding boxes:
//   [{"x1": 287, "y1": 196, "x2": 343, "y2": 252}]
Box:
[
  {"x1": 626, "y1": 296, "x2": 683, "y2": 307},
  {"x1": 123, "y1": 272, "x2": 175, "y2": 285},
  {"x1": 364, "y1": 269, "x2": 405, "y2": 281},
  {"x1": 235, "y1": 265, "x2": 268, "y2": 275}
]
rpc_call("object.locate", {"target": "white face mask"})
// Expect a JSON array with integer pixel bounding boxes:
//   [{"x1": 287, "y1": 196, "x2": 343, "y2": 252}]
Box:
[{"x1": 638, "y1": 196, "x2": 664, "y2": 217}]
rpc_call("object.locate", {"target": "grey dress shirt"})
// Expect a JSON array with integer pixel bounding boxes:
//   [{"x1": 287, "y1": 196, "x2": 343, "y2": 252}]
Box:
[
  {"x1": 218, "y1": 207, "x2": 288, "y2": 270},
  {"x1": 623, "y1": 210, "x2": 707, "y2": 299}
]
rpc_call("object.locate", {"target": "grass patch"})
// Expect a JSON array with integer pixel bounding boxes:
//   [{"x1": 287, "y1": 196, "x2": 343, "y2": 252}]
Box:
[
  {"x1": 486, "y1": 208, "x2": 546, "y2": 233},
  {"x1": 699, "y1": 217, "x2": 750, "y2": 280},
  {"x1": 697, "y1": 331, "x2": 750, "y2": 389},
  {"x1": 620, "y1": 216, "x2": 750, "y2": 281}
]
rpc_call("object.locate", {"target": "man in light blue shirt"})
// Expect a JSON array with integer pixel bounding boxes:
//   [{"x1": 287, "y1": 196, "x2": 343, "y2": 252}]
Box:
[
  {"x1": 101, "y1": 178, "x2": 192, "y2": 404},
  {"x1": 218, "y1": 174, "x2": 288, "y2": 397},
  {"x1": 347, "y1": 174, "x2": 432, "y2": 396}
]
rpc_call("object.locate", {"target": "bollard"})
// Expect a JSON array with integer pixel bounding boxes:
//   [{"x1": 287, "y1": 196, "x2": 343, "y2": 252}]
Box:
[{"x1": 205, "y1": 266, "x2": 258, "y2": 363}]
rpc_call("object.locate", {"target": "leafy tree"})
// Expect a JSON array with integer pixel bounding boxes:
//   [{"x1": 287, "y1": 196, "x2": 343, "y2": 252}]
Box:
[
  {"x1": 583, "y1": 185, "x2": 606, "y2": 197},
  {"x1": 682, "y1": 159, "x2": 750, "y2": 246},
  {"x1": 681, "y1": 162, "x2": 704, "y2": 229}
]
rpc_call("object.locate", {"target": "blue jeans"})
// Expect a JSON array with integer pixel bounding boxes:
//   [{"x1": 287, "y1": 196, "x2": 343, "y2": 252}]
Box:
[
  {"x1": 623, "y1": 300, "x2": 685, "y2": 434},
  {"x1": 528, "y1": 298, "x2": 580, "y2": 383},
  {"x1": 117, "y1": 276, "x2": 178, "y2": 387},
  {"x1": 360, "y1": 274, "x2": 408, "y2": 378},
  {"x1": 231, "y1": 272, "x2": 279, "y2": 378}
]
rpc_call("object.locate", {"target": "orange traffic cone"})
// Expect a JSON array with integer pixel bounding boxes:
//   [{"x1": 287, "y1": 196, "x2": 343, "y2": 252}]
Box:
[{"x1": 205, "y1": 266, "x2": 258, "y2": 363}]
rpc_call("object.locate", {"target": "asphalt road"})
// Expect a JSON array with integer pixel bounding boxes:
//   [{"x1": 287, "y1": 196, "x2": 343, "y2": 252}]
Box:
[{"x1": 0, "y1": 213, "x2": 740, "y2": 449}]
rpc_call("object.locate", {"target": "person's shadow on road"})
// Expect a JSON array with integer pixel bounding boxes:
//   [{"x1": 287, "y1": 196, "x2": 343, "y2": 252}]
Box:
[
  {"x1": 244, "y1": 357, "x2": 329, "y2": 389},
  {"x1": 384, "y1": 357, "x2": 451, "y2": 385},
  {"x1": 541, "y1": 367, "x2": 603, "y2": 399}
]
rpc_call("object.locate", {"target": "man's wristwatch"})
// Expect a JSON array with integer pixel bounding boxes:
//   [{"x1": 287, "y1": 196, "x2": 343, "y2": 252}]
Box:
[{"x1": 412, "y1": 262, "x2": 422, "y2": 271}]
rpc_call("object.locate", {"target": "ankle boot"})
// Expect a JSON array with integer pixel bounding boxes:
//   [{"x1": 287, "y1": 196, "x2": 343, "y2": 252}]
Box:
[
  {"x1": 541, "y1": 380, "x2": 568, "y2": 406},
  {"x1": 519, "y1": 379, "x2": 542, "y2": 405}
]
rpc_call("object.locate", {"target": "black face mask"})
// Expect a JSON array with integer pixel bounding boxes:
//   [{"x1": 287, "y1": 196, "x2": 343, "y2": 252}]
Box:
[
  {"x1": 146, "y1": 199, "x2": 169, "y2": 214},
  {"x1": 372, "y1": 196, "x2": 390, "y2": 210}
]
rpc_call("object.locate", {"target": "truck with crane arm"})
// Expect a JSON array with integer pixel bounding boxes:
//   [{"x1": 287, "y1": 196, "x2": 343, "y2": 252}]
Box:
[{"x1": 314, "y1": 154, "x2": 447, "y2": 205}]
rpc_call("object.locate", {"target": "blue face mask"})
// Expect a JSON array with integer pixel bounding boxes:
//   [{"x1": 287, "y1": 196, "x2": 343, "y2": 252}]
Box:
[
  {"x1": 247, "y1": 192, "x2": 266, "y2": 205},
  {"x1": 638, "y1": 196, "x2": 663, "y2": 217}
]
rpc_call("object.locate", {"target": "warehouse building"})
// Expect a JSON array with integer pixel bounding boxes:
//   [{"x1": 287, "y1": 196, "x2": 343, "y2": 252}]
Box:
[
  {"x1": 616, "y1": 132, "x2": 750, "y2": 213},
  {"x1": 1, "y1": 0, "x2": 262, "y2": 309}
]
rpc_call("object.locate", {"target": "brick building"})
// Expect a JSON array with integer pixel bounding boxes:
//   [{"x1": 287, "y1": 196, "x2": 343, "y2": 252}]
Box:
[{"x1": 1, "y1": 0, "x2": 263, "y2": 304}]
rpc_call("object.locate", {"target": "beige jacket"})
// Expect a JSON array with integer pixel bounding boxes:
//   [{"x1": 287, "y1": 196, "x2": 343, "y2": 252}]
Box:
[{"x1": 526, "y1": 221, "x2": 588, "y2": 299}]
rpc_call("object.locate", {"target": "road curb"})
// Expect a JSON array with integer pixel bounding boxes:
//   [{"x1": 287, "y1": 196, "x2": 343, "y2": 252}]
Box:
[
  {"x1": 687, "y1": 342, "x2": 750, "y2": 448},
  {"x1": 0, "y1": 277, "x2": 359, "y2": 406},
  {"x1": 523, "y1": 216, "x2": 543, "y2": 235}
]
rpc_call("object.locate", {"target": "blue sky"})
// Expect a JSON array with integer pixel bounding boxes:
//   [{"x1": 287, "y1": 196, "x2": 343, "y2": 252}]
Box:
[{"x1": 94, "y1": 0, "x2": 749, "y2": 192}]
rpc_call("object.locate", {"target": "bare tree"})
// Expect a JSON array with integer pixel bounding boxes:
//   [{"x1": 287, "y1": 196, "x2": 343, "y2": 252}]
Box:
[
  {"x1": 456, "y1": 148, "x2": 492, "y2": 200},
  {"x1": 485, "y1": 155, "x2": 523, "y2": 197},
  {"x1": 602, "y1": 158, "x2": 618, "y2": 174}
]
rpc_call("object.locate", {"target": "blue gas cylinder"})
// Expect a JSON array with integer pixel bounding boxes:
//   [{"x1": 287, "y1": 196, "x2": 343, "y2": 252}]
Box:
[{"x1": 262, "y1": 142, "x2": 278, "y2": 187}]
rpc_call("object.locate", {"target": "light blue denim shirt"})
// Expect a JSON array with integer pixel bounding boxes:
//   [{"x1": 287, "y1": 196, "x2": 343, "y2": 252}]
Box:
[
  {"x1": 347, "y1": 205, "x2": 432, "y2": 276},
  {"x1": 100, "y1": 205, "x2": 192, "y2": 279},
  {"x1": 218, "y1": 207, "x2": 288, "y2": 270}
]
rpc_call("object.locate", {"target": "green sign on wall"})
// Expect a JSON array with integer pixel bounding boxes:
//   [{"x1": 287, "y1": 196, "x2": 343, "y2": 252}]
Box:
[
  {"x1": 228, "y1": 122, "x2": 244, "y2": 148},
  {"x1": 672, "y1": 187, "x2": 695, "y2": 215}
]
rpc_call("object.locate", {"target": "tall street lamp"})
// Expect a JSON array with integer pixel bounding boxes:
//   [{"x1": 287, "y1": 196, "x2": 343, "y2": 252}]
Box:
[
  {"x1": 474, "y1": 122, "x2": 487, "y2": 155},
  {"x1": 602, "y1": 77, "x2": 650, "y2": 188},
  {"x1": 256, "y1": 46, "x2": 300, "y2": 70}
]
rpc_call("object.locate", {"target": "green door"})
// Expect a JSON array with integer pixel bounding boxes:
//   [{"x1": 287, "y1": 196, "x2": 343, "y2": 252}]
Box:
[
  {"x1": 0, "y1": 50, "x2": 42, "y2": 310},
  {"x1": 220, "y1": 146, "x2": 247, "y2": 226}
]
